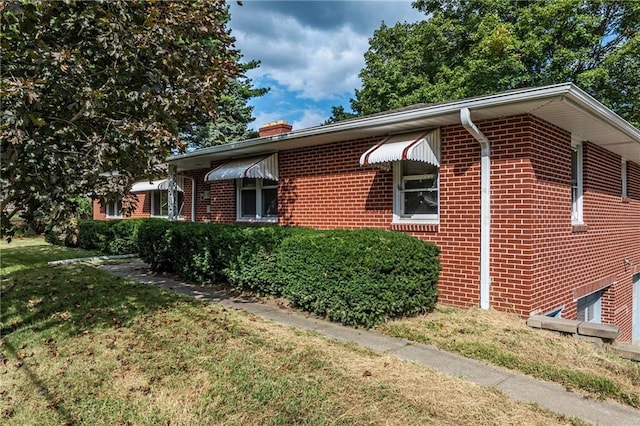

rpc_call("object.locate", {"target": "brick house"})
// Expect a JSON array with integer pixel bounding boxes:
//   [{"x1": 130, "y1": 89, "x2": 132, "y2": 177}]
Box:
[{"x1": 103, "y1": 83, "x2": 640, "y2": 343}]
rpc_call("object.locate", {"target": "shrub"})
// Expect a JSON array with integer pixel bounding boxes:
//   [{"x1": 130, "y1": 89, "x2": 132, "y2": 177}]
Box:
[
  {"x1": 65, "y1": 218, "x2": 149, "y2": 255},
  {"x1": 277, "y1": 228, "x2": 440, "y2": 328},
  {"x1": 137, "y1": 221, "x2": 441, "y2": 328},
  {"x1": 224, "y1": 226, "x2": 308, "y2": 295},
  {"x1": 167, "y1": 222, "x2": 237, "y2": 284},
  {"x1": 137, "y1": 219, "x2": 177, "y2": 270},
  {"x1": 76, "y1": 220, "x2": 112, "y2": 250}
]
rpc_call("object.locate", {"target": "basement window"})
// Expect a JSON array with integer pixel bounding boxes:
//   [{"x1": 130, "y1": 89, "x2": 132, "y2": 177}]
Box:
[
  {"x1": 577, "y1": 291, "x2": 602, "y2": 324},
  {"x1": 545, "y1": 306, "x2": 564, "y2": 318}
]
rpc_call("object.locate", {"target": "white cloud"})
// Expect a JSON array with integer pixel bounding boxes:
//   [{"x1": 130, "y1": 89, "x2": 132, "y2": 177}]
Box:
[
  {"x1": 228, "y1": 1, "x2": 425, "y2": 130},
  {"x1": 235, "y1": 17, "x2": 368, "y2": 101},
  {"x1": 231, "y1": 1, "x2": 423, "y2": 102},
  {"x1": 291, "y1": 109, "x2": 327, "y2": 129}
]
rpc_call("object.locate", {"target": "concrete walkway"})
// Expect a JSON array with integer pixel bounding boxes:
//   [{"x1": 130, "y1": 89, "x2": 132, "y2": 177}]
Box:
[{"x1": 100, "y1": 261, "x2": 640, "y2": 426}]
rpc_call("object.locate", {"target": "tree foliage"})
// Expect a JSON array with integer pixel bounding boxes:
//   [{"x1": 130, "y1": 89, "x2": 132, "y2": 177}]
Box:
[
  {"x1": 331, "y1": 0, "x2": 639, "y2": 126},
  {"x1": 1, "y1": 0, "x2": 242, "y2": 237},
  {"x1": 322, "y1": 105, "x2": 357, "y2": 125},
  {"x1": 185, "y1": 60, "x2": 268, "y2": 148}
]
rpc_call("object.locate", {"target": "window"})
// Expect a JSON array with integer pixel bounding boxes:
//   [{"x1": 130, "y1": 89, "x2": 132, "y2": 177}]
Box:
[
  {"x1": 571, "y1": 141, "x2": 583, "y2": 224},
  {"x1": 237, "y1": 178, "x2": 277, "y2": 222},
  {"x1": 622, "y1": 159, "x2": 628, "y2": 198},
  {"x1": 151, "y1": 190, "x2": 183, "y2": 217},
  {"x1": 106, "y1": 199, "x2": 122, "y2": 218},
  {"x1": 393, "y1": 160, "x2": 439, "y2": 222},
  {"x1": 577, "y1": 291, "x2": 602, "y2": 323},
  {"x1": 545, "y1": 306, "x2": 563, "y2": 318}
]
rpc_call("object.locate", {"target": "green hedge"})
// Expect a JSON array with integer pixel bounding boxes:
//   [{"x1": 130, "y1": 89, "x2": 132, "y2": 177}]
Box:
[
  {"x1": 76, "y1": 218, "x2": 148, "y2": 255},
  {"x1": 73, "y1": 219, "x2": 441, "y2": 327},
  {"x1": 136, "y1": 221, "x2": 440, "y2": 327},
  {"x1": 45, "y1": 218, "x2": 146, "y2": 255},
  {"x1": 277, "y1": 229, "x2": 440, "y2": 328}
]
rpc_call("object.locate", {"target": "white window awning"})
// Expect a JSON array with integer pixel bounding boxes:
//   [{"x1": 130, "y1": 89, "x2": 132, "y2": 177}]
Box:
[
  {"x1": 205, "y1": 154, "x2": 278, "y2": 181},
  {"x1": 130, "y1": 177, "x2": 184, "y2": 193},
  {"x1": 359, "y1": 129, "x2": 441, "y2": 167}
]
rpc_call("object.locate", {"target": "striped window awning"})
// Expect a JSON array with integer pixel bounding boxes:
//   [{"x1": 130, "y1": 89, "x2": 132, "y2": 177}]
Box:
[
  {"x1": 130, "y1": 177, "x2": 184, "y2": 193},
  {"x1": 359, "y1": 129, "x2": 441, "y2": 167},
  {"x1": 205, "y1": 154, "x2": 278, "y2": 181}
]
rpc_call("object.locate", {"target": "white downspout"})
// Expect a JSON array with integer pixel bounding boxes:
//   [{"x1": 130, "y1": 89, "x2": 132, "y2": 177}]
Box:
[{"x1": 460, "y1": 108, "x2": 491, "y2": 310}]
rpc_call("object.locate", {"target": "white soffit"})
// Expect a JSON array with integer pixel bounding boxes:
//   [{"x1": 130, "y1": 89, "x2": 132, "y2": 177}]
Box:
[
  {"x1": 205, "y1": 154, "x2": 278, "y2": 181},
  {"x1": 360, "y1": 129, "x2": 441, "y2": 166}
]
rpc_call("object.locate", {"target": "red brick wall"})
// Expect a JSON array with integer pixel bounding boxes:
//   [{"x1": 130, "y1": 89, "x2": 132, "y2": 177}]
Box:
[
  {"x1": 182, "y1": 163, "x2": 236, "y2": 224},
  {"x1": 92, "y1": 193, "x2": 151, "y2": 220},
  {"x1": 524, "y1": 117, "x2": 640, "y2": 341},
  {"x1": 279, "y1": 114, "x2": 639, "y2": 341}
]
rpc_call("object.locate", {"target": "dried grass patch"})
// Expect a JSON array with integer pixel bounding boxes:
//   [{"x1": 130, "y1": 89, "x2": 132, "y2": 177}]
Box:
[{"x1": 379, "y1": 305, "x2": 640, "y2": 408}]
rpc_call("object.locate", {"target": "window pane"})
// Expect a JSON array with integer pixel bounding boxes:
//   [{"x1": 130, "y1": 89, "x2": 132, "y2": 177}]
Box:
[
  {"x1": 404, "y1": 176, "x2": 437, "y2": 190},
  {"x1": 241, "y1": 189, "x2": 256, "y2": 217},
  {"x1": 262, "y1": 188, "x2": 278, "y2": 216},
  {"x1": 577, "y1": 291, "x2": 601, "y2": 323},
  {"x1": 160, "y1": 191, "x2": 169, "y2": 216},
  {"x1": 402, "y1": 160, "x2": 435, "y2": 176},
  {"x1": 107, "y1": 200, "x2": 120, "y2": 216},
  {"x1": 152, "y1": 192, "x2": 161, "y2": 215},
  {"x1": 404, "y1": 191, "x2": 438, "y2": 215}
]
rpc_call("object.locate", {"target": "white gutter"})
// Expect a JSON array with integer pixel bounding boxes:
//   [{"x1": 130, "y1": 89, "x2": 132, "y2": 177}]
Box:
[{"x1": 460, "y1": 108, "x2": 491, "y2": 310}]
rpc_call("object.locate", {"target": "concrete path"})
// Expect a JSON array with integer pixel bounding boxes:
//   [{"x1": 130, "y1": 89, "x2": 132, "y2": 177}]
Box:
[{"x1": 100, "y1": 261, "x2": 640, "y2": 426}]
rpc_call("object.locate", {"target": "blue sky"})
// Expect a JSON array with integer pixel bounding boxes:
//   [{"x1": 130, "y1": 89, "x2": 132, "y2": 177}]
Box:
[{"x1": 227, "y1": 0, "x2": 424, "y2": 131}]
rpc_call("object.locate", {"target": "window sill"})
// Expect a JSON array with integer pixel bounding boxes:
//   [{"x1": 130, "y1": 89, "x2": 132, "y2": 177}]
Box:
[
  {"x1": 390, "y1": 221, "x2": 439, "y2": 233},
  {"x1": 571, "y1": 223, "x2": 588, "y2": 233},
  {"x1": 236, "y1": 217, "x2": 278, "y2": 224}
]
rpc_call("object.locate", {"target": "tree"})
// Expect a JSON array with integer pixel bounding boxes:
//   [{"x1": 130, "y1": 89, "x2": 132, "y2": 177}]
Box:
[
  {"x1": 185, "y1": 60, "x2": 268, "y2": 148},
  {"x1": 323, "y1": 106, "x2": 357, "y2": 125},
  {"x1": 329, "y1": 0, "x2": 639, "y2": 126},
  {"x1": 1, "y1": 0, "x2": 242, "y2": 238}
]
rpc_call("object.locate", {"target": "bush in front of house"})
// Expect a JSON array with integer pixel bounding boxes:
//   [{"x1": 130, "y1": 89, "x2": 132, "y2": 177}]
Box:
[
  {"x1": 136, "y1": 219, "x2": 181, "y2": 271},
  {"x1": 224, "y1": 225, "x2": 312, "y2": 295},
  {"x1": 277, "y1": 228, "x2": 441, "y2": 328},
  {"x1": 164, "y1": 222, "x2": 239, "y2": 284},
  {"x1": 75, "y1": 219, "x2": 148, "y2": 255},
  {"x1": 135, "y1": 221, "x2": 442, "y2": 328}
]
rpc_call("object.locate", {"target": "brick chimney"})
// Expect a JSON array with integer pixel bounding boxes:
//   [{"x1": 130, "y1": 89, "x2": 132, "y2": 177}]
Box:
[{"x1": 259, "y1": 120, "x2": 292, "y2": 137}]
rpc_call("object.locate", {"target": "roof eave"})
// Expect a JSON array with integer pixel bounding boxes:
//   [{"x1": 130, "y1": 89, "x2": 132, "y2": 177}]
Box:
[{"x1": 169, "y1": 83, "x2": 640, "y2": 168}]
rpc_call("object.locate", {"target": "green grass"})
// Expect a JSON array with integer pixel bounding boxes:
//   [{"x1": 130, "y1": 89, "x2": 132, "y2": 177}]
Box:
[
  {"x1": 1, "y1": 236, "x2": 99, "y2": 274},
  {"x1": 0, "y1": 237, "x2": 581, "y2": 425}
]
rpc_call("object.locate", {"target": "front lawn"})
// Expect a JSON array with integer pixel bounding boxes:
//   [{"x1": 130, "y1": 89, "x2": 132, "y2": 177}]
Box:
[{"x1": 0, "y1": 237, "x2": 580, "y2": 425}]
